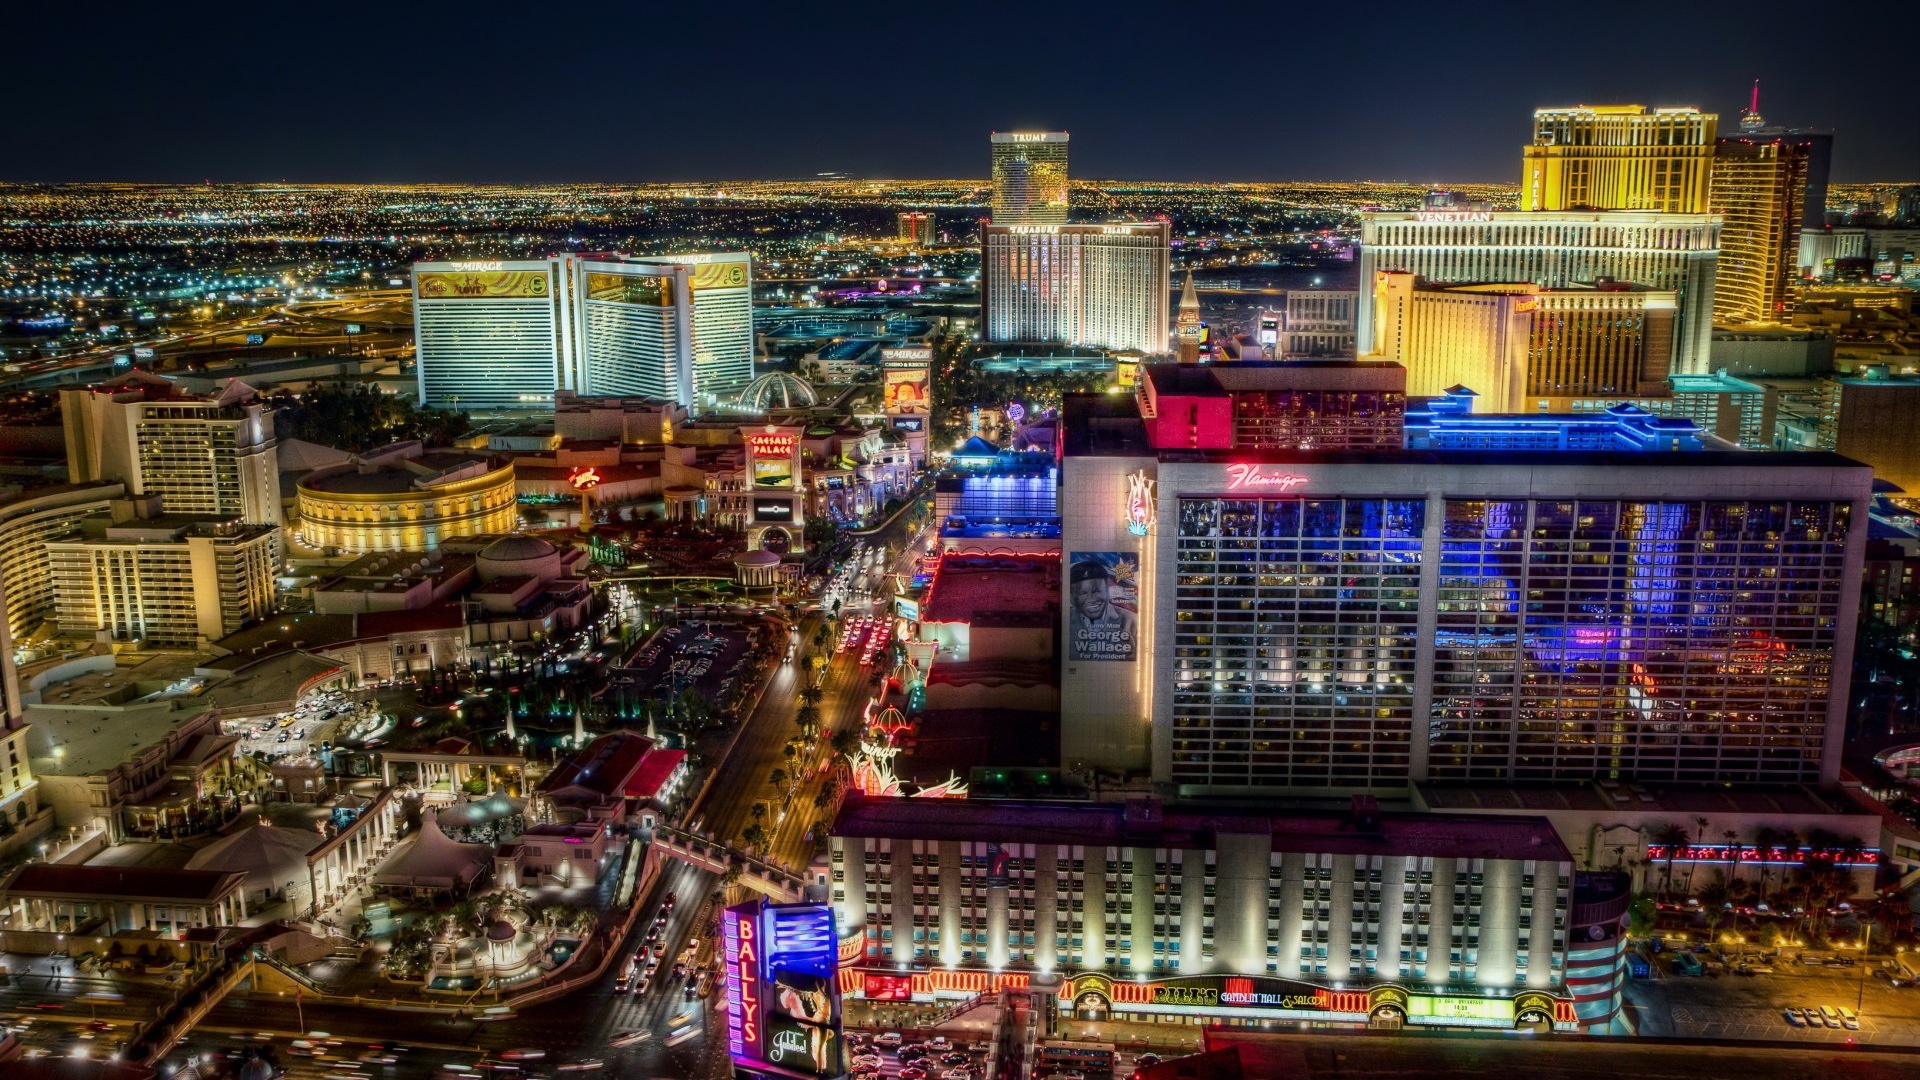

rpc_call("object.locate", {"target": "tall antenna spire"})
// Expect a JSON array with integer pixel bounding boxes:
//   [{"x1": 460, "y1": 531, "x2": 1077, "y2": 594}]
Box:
[{"x1": 1739, "y1": 79, "x2": 1766, "y2": 134}]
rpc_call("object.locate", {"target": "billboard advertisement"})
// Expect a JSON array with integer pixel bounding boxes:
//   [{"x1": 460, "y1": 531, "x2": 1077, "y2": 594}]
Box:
[
  {"x1": 1068, "y1": 552, "x2": 1139, "y2": 662},
  {"x1": 416, "y1": 270, "x2": 551, "y2": 300},
  {"x1": 894, "y1": 596, "x2": 920, "y2": 622},
  {"x1": 862, "y1": 973, "x2": 914, "y2": 1002},
  {"x1": 755, "y1": 498, "x2": 795, "y2": 522},
  {"x1": 745, "y1": 429, "x2": 800, "y2": 489},
  {"x1": 585, "y1": 271, "x2": 670, "y2": 306},
  {"x1": 883, "y1": 365, "x2": 930, "y2": 415},
  {"x1": 133, "y1": 346, "x2": 157, "y2": 360},
  {"x1": 690, "y1": 259, "x2": 750, "y2": 291},
  {"x1": 985, "y1": 841, "x2": 1013, "y2": 888},
  {"x1": 726, "y1": 901, "x2": 844, "y2": 1080},
  {"x1": 890, "y1": 416, "x2": 924, "y2": 433}
]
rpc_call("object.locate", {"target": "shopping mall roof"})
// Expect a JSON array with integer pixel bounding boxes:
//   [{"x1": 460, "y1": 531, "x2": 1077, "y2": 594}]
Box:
[{"x1": 1, "y1": 864, "x2": 246, "y2": 904}]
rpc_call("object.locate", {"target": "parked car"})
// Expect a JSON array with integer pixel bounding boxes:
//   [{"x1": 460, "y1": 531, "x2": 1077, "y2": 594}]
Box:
[{"x1": 1783, "y1": 1007, "x2": 1807, "y2": 1027}]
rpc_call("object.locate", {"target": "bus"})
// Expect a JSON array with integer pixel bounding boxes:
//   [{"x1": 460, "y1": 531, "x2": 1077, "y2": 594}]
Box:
[
  {"x1": 613, "y1": 951, "x2": 641, "y2": 993},
  {"x1": 1039, "y1": 1041, "x2": 1114, "y2": 1071}
]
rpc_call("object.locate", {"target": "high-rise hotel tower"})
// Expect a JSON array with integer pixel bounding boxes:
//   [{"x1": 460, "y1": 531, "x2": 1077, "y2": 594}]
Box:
[
  {"x1": 1520, "y1": 105, "x2": 1716, "y2": 214},
  {"x1": 983, "y1": 131, "x2": 1170, "y2": 354},
  {"x1": 990, "y1": 131, "x2": 1070, "y2": 225},
  {"x1": 413, "y1": 253, "x2": 753, "y2": 413}
]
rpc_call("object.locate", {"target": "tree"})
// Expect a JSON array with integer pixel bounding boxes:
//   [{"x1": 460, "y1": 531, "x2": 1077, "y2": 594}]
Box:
[
  {"x1": 830, "y1": 729, "x2": 861, "y2": 759},
  {"x1": 799, "y1": 685, "x2": 824, "y2": 708},
  {"x1": 1653, "y1": 823, "x2": 1691, "y2": 899},
  {"x1": 750, "y1": 803, "x2": 767, "y2": 823},
  {"x1": 768, "y1": 768, "x2": 789, "y2": 792},
  {"x1": 739, "y1": 824, "x2": 772, "y2": 856}
]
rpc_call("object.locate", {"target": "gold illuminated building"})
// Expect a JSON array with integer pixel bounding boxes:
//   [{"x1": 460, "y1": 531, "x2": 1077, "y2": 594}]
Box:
[
  {"x1": 1710, "y1": 137, "x2": 1809, "y2": 326},
  {"x1": 1520, "y1": 105, "x2": 1716, "y2": 213},
  {"x1": 1367, "y1": 273, "x2": 1677, "y2": 412},
  {"x1": 295, "y1": 451, "x2": 518, "y2": 554}
]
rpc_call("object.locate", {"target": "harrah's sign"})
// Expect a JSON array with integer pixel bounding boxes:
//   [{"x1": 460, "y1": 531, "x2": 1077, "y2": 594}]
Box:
[{"x1": 1225, "y1": 465, "x2": 1309, "y2": 492}]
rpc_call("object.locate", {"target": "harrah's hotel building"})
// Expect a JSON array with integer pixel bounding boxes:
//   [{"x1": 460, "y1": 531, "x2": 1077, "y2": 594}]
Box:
[{"x1": 1060, "y1": 362, "x2": 1870, "y2": 795}]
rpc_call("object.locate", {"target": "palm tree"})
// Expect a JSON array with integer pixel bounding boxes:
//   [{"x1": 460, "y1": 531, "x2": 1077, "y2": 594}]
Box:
[
  {"x1": 1686, "y1": 817, "x2": 1712, "y2": 894},
  {"x1": 768, "y1": 768, "x2": 789, "y2": 793},
  {"x1": 1865, "y1": 891, "x2": 1915, "y2": 951},
  {"x1": 1653, "y1": 823, "x2": 1691, "y2": 899},
  {"x1": 1723, "y1": 829, "x2": 1744, "y2": 894},
  {"x1": 798, "y1": 685, "x2": 824, "y2": 708}
]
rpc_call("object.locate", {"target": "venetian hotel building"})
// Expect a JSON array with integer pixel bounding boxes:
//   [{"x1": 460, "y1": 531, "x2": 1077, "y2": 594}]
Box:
[{"x1": 1059, "y1": 364, "x2": 1871, "y2": 796}]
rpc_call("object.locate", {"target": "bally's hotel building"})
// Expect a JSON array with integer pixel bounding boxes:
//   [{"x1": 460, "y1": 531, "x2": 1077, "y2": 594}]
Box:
[
  {"x1": 413, "y1": 253, "x2": 753, "y2": 413},
  {"x1": 1060, "y1": 364, "x2": 1871, "y2": 797}
]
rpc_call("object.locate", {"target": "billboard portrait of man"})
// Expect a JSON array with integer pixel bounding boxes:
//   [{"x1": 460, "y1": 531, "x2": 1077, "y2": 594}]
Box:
[{"x1": 1069, "y1": 552, "x2": 1139, "y2": 662}]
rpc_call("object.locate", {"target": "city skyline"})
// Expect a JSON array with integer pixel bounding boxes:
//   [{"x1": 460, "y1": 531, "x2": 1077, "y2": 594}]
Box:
[{"x1": 9, "y1": 2, "x2": 1918, "y2": 184}]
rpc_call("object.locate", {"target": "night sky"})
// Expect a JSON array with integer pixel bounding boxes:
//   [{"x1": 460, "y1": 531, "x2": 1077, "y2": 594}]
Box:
[{"x1": 13, "y1": 0, "x2": 1917, "y2": 184}]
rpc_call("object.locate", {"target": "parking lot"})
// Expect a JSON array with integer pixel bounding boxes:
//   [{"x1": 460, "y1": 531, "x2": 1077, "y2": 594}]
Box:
[
  {"x1": 622, "y1": 620, "x2": 751, "y2": 703},
  {"x1": 1627, "y1": 950, "x2": 1920, "y2": 1047}
]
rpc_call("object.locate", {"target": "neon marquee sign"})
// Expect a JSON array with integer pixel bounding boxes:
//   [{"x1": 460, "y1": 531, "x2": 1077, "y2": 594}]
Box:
[
  {"x1": 1225, "y1": 465, "x2": 1309, "y2": 492},
  {"x1": 744, "y1": 430, "x2": 799, "y2": 458},
  {"x1": 567, "y1": 467, "x2": 602, "y2": 491},
  {"x1": 1125, "y1": 470, "x2": 1156, "y2": 536}
]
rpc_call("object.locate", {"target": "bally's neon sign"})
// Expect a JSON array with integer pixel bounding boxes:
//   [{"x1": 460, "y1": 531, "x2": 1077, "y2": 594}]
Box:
[{"x1": 1225, "y1": 465, "x2": 1309, "y2": 492}]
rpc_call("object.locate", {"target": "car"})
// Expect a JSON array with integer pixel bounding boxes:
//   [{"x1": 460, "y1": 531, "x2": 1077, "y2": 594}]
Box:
[
  {"x1": 943, "y1": 1070, "x2": 975, "y2": 1080},
  {"x1": 500, "y1": 1049, "x2": 547, "y2": 1061},
  {"x1": 1838, "y1": 1006, "x2": 1860, "y2": 1029},
  {"x1": 852, "y1": 1055, "x2": 884, "y2": 1069},
  {"x1": 1058, "y1": 1071, "x2": 1088, "y2": 1080},
  {"x1": 1819, "y1": 1005, "x2": 1844, "y2": 1028},
  {"x1": 898, "y1": 1069, "x2": 928, "y2": 1080},
  {"x1": 84, "y1": 1020, "x2": 112, "y2": 1032},
  {"x1": 1135, "y1": 1053, "x2": 1162, "y2": 1067},
  {"x1": 1784, "y1": 1007, "x2": 1807, "y2": 1026},
  {"x1": 899, "y1": 1046, "x2": 930, "y2": 1061},
  {"x1": 556, "y1": 1061, "x2": 604, "y2": 1072},
  {"x1": 873, "y1": 1033, "x2": 904, "y2": 1048},
  {"x1": 941, "y1": 1052, "x2": 970, "y2": 1066},
  {"x1": 608, "y1": 1031, "x2": 650, "y2": 1048},
  {"x1": 851, "y1": 1066, "x2": 883, "y2": 1078}
]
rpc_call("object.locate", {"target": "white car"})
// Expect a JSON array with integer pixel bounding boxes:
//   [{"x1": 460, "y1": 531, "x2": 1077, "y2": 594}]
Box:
[{"x1": 873, "y1": 1032, "x2": 904, "y2": 1048}]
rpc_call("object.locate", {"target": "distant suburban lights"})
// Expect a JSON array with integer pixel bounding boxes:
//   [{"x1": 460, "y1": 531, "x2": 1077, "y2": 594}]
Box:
[{"x1": 1224, "y1": 465, "x2": 1310, "y2": 492}]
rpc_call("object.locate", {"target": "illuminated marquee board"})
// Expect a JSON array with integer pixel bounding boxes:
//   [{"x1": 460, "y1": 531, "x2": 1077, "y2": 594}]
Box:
[
  {"x1": 416, "y1": 270, "x2": 550, "y2": 300},
  {"x1": 744, "y1": 427, "x2": 801, "y2": 490},
  {"x1": 1645, "y1": 844, "x2": 1880, "y2": 867},
  {"x1": 585, "y1": 272, "x2": 670, "y2": 306},
  {"x1": 690, "y1": 259, "x2": 750, "y2": 291},
  {"x1": 726, "y1": 900, "x2": 844, "y2": 1080}
]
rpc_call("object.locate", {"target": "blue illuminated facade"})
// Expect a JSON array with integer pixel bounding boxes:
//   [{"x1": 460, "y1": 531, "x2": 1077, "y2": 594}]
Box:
[{"x1": 1405, "y1": 394, "x2": 1715, "y2": 452}]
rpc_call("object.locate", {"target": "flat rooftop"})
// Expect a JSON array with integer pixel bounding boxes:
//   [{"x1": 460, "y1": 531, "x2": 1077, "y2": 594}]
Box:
[
  {"x1": 833, "y1": 798, "x2": 1572, "y2": 863},
  {"x1": 1416, "y1": 782, "x2": 1855, "y2": 818},
  {"x1": 920, "y1": 555, "x2": 1057, "y2": 624},
  {"x1": 2, "y1": 863, "x2": 243, "y2": 903}
]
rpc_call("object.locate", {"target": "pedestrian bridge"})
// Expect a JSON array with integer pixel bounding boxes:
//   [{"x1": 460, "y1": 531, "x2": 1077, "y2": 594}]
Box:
[{"x1": 647, "y1": 825, "x2": 806, "y2": 902}]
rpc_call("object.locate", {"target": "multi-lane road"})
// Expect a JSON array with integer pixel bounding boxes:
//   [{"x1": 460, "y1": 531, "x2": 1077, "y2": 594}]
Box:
[{"x1": 125, "y1": 518, "x2": 923, "y2": 1078}]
